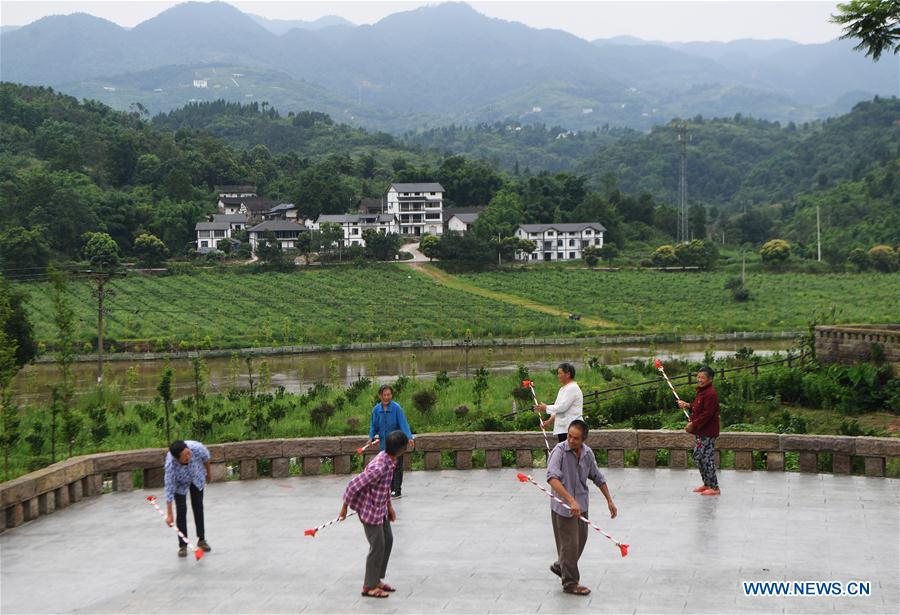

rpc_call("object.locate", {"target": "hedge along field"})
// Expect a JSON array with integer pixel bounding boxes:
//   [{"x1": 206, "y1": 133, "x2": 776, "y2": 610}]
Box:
[
  {"x1": 17, "y1": 265, "x2": 584, "y2": 351},
  {"x1": 453, "y1": 269, "x2": 900, "y2": 333}
]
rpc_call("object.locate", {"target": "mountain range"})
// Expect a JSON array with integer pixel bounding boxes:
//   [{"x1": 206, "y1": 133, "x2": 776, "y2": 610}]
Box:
[{"x1": 1, "y1": 1, "x2": 896, "y2": 132}]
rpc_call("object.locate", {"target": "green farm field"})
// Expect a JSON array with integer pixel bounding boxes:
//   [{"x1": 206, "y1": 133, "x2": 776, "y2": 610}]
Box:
[
  {"x1": 15, "y1": 266, "x2": 899, "y2": 352},
  {"x1": 17, "y1": 265, "x2": 582, "y2": 350},
  {"x1": 454, "y1": 269, "x2": 900, "y2": 334}
]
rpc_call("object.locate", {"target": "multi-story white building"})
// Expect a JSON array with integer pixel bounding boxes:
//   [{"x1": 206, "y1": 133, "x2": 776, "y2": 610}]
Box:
[
  {"x1": 247, "y1": 220, "x2": 307, "y2": 251},
  {"x1": 194, "y1": 214, "x2": 248, "y2": 253},
  {"x1": 385, "y1": 182, "x2": 444, "y2": 237},
  {"x1": 312, "y1": 213, "x2": 399, "y2": 247},
  {"x1": 514, "y1": 223, "x2": 606, "y2": 261}
]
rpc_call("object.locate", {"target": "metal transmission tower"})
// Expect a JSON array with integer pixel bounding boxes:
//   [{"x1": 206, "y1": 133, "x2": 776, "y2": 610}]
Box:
[{"x1": 676, "y1": 124, "x2": 689, "y2": 243}]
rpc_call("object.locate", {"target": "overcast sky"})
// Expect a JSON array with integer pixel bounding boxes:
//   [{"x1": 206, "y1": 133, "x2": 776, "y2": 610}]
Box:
[{"x1": 1, "y1": 1, "x2": 846, "y2": 44}]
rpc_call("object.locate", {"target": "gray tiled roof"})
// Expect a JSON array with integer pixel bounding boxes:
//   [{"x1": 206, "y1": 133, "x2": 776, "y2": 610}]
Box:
[
  {"x1": 195, "y1": 222, "x2": 231, "y2": 231},
  {"x1": 448, "y1": 213, "x2": 480, "y2": 224},
  {"x1": 248, "y1": 221, "x2": 307, "y2": 233},
  {"x1": 211, "y1": 214, "x2": 248, "y2": 223},
  {"x1": 390, "y1": 182, "x2": 444, "y2": 193},
  {"x1": 518, "y1": 222, "x2": 607, "y2": 233},
  {"x1": 317, "y1": 214, "x2": 395, "y2": 224}
]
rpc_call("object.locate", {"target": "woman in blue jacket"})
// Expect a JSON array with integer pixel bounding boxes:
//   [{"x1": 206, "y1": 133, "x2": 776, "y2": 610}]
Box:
[{"x1": 366, "y1": 384, "x2": 415, "y2": 498}]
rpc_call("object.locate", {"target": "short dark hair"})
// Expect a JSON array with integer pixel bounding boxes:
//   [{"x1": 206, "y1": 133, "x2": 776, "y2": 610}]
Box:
[
  {"x1": 378, "y1": 384, "x2": 393, "y2": 396},
  {"x1": 385, "y1": 430, "x2": 408, "y2": 455},
  {"x1": 568, "y1": 419, "x2": 588, "y2": 438},
  {"x1": 558, "y1": 362, "x2": 576, "y2": 379},
  {"x1": 169, "y1": 440, "x2": 187, "y2": 459},
  {"x1": 698, "y1": 366, "x2": 715, "y2": 379}
]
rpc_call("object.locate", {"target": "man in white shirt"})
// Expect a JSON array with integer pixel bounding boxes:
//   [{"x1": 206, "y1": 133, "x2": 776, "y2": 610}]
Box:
[{"x1": 535, "y1": 363, "x2": 584, "y2": 442}]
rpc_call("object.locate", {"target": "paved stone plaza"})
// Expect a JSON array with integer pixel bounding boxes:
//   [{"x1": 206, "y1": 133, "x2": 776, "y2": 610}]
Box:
[{"x1": 1, "y1": 467, "x2": 897, "y2": 614}]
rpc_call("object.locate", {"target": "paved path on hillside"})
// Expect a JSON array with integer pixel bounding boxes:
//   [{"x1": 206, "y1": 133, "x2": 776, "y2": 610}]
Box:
[
  {"x1": 407, "y1": 263, "x2": 615, "y2": 329},
  {"x1": 2, "y1": 467, "x2": 897, "y2": 614}
]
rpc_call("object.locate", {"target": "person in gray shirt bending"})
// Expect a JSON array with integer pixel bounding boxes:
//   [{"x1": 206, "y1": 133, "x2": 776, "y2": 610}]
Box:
[{"x1": 546, "y1": 419, "x2": 617, "y2": 595}]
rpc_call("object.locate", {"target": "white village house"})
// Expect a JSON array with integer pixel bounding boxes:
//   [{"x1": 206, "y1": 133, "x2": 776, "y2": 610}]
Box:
[
  {"x1": 311, "y1": 213, "x2": 399, "y2": 247},
  {"x1": 247, "y1": 220, "x2": 308, "y2": 251},
  {"x1": 195, "y1": 213, "x2": 248, "y2": 253},
  {"x1": 385, "y1": 182, "x2": 444, "y2": 237},
  {"x1": 515, "y1": 222, "x2": 606, "y2": 261},
  {"x1": 445, "y1": 207, "x2": 484, "y2": 234}
]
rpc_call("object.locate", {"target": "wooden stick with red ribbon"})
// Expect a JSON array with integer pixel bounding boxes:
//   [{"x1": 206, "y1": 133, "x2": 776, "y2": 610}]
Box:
[
  {"x1": 516, "y1": 473, "x2": 629, "y2": 557},
  {"x1": 522, "y1": 379, "x2": 551, "y2": 453},
  {"x1": 304, "y1": 511, "x2": 357, "y2": 537},
  {"x1": 356, "y1": 436, "x2": 380, "y2": 455},
  {"x1": 146, "y1": 496, "x2": 205, "y2": 560},
  {"x1": 654, "y1": 359, "x2": 690, "y2": 420}
]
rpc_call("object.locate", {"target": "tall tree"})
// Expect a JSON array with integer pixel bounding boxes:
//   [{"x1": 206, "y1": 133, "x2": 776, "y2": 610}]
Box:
[{"x1": 832, "y1": 0, "x2": 900, "y2": 61}]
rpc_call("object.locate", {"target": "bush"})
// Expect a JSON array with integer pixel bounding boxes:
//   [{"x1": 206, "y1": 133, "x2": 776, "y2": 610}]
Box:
[
  {"x1": 345, "y1": 377, "x2": 372, "y2": 402},
  {"x1": 631, "y1": 414, "x2": 663, "y2": 430},
  {"x1": 650, "y1": 245, "x2": 678, "y2": 267},
  {"x1": 867, "y1": 245, "x2": 898, "y2": 272},
  {"x1": 310, "y1": 401, "x2": 336, "y2": 429},
  {"x1": 412, "y1": 389, "x2": 437, "y2": 414},
  {"x1": 454, "y1": 404, "x2": 470, "y2": 418},
  {"x1": 435, "y1": 370, "x2": 451, "y2": 390},
  {"x1": 759, "y1": 239, "x2": 791, "y2": 270}
]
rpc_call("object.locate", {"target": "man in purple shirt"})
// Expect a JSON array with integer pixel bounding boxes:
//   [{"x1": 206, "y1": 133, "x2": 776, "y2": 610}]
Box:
[
  {"x1": 546, "y1": 420, "x2": 617, "y2": 595},
  {"x1": 339, "y1": 430, "x2": 408, "y2": 598}
]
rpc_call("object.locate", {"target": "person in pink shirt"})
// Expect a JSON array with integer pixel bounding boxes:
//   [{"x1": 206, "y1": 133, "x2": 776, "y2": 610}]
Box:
[{"x1": 339, "y1": 430, "x2": 408, "y2": 598}]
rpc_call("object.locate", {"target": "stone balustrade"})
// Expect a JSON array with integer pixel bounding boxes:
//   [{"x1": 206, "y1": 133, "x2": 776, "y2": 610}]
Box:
[{"x1": 2, "y1": 431, "x2": 897, "y2": 531}]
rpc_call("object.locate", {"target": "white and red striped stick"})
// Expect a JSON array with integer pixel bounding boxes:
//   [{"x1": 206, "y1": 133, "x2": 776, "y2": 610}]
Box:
[
  {"x1": 516, "y1": 473, "x2": 629, "y2": 557},
  {"x1": 356, "y1": 436, "x2": 380, "y2": 455},
  {"x1": 655, "y1": 359, "x2": 690, "y2": 420},
  {"x1": 305, "y1": 511, "x2": 357, "y2": 537},
  {"x1": 146, "y1": 496, "x2": 205, "y2": 560},
  {"x1": 522, "y1": 379, "x2": 551, "y2": 453}
]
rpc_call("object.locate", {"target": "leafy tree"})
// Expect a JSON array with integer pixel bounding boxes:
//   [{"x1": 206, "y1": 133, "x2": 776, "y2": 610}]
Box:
[
  {"x1": 760, "y1": 239, "x2": 792, "y2": 269},
  {"x1": 583, "y1": 246, "x2": 600, "y2": 267},
  {"x1": 847, "y1": 247, "x2": 871, "y2": 270},
  {"x1": 255, "y1": 230, "x2": 284, "y2": 263},
  {"x1": 419, "y1": 234, "x2": 440, "y2": 260},
  {"x1": 472, "y1": 367, "x2": 490, "y2": 411},
  {"x1": 83, "y1": 232, "x2": 120, "y2": 271},
  {"x1": 0, "y1": 389, "x2": 20, "y2": 479},
  {"x1": 831, "y1": 0, "x2": 900, "y2": 61},
  {"x1": 650, "y1": 245, "x2": 678, "y2": 267},
  {"x1": 0, "y1": 226, "x2": 51, "y2": 274},
  {"x1": 134, "y1": 233, "x2": 169, "y2": 267},
  {"x1": 598, "y1": 242, "x2": 619, "y2": 264},
  {"x1": 362, "y1": 230, "x2": 403, "y2": 261},
  {"x1": 157, "y1": 364, "x2": 174, "y2": 443},
  {"x1": 868, "y1": 244, "x2": 898, "y2": 271}
]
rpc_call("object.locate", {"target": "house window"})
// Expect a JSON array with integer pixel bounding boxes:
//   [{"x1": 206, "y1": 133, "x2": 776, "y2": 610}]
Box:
[
  {"x1": 547, "y1": 231, "x2": 554, "y2": 236},
  {"x1": 214, "y1": 230, "x2": 225, "y2": 238},
  {"x1": 531, "y1": 253, "x2": 537, "y2": 260},
  {"x1": 557, "y1": 240, "x2": 563, "y2": 247},
  {"x1": 200, "y1": 241, "x2": 208, "y2": 248},
  {"x1": 569, "y1": 239, "x2": 575, "y2": 247},
  {"x1": 351, "y1": 228, "x2": 359, "y2": 235},
  {"x1": 199, "y1": 230, "x2": 210, "y2": 238},
  {"x1": 585, "y1": 229, "x2": 592, "y2": 235}
]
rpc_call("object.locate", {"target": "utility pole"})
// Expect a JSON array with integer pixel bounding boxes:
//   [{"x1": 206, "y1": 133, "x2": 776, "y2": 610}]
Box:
[
  {"x1": 677, "y1": 124, "x2": 689, "y2": 244},
  {"x1": 816, "y1": 205, "x2": 822, "y2": 262},
  {"x1": 498, "y1": 232, "x2": 502, "y2": 266}
]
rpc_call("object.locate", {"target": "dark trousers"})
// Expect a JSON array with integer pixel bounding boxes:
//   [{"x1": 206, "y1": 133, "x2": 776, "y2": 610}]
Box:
[
  {"x1": 557, "y1": 433, "x2": 567, "y2": 443},
  {"x1": 693, "y1": 436, "x2": 719, "y2": 490},
  {"x1": 391, "y1": 454, "x2": 404, "y2": 493},
  {"x1": 362, "y1": 517, "x2": 393, "y2": 588},
  {"x1": 551, "y1": 510, "x2": 588, "y2": 588},
  {"x1": 174, "y1": 483, "x2": 205, "y2": 547}
]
